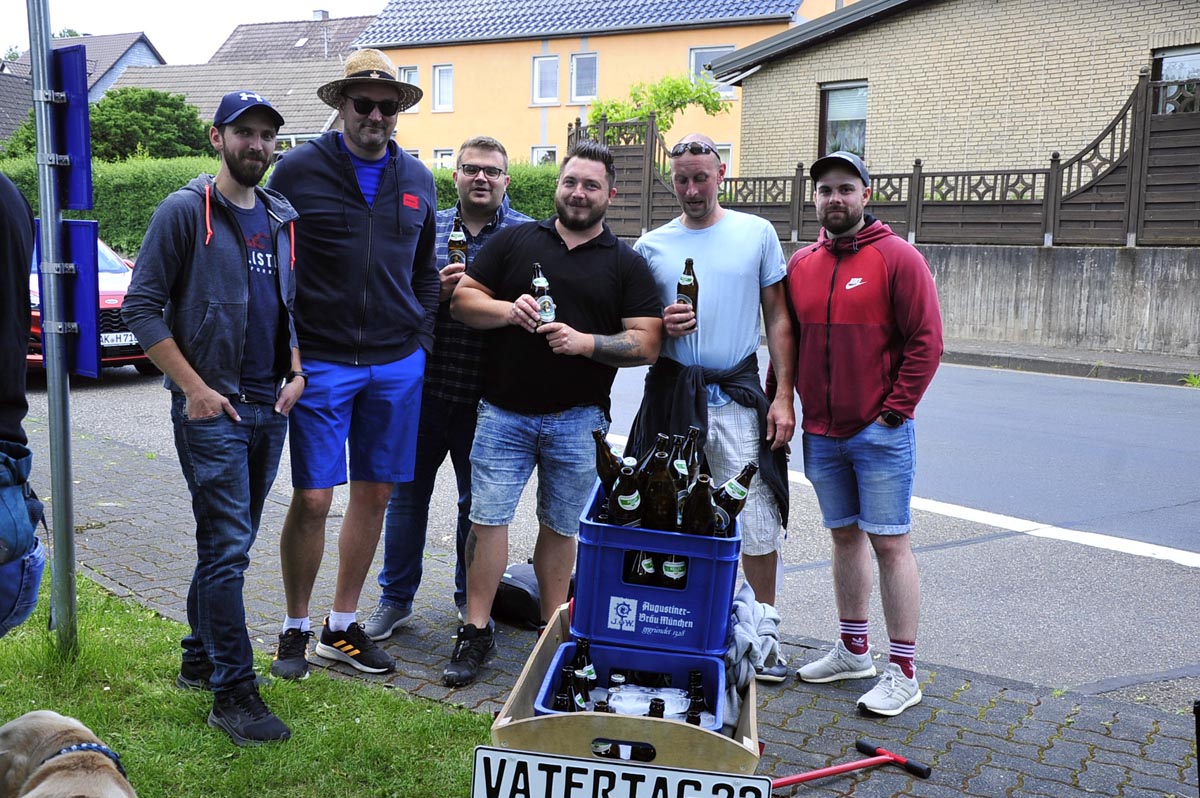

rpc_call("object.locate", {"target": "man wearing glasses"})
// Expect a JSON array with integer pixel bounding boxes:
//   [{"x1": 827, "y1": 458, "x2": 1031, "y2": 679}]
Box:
[
  {"x1": 364, "y1": 136, "x2": 532, "y2": 641},
  {"x1": 629, "y1": 135, "x2": 796, "y2": 682},
  {"x1": 266, "y1": 49, "x2": 439, "y2": 679}
]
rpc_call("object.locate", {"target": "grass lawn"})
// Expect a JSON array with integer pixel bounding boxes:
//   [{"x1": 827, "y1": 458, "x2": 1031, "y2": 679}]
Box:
[{"x1": 0, "y1": 577, "x2": 492, "y2": 797}]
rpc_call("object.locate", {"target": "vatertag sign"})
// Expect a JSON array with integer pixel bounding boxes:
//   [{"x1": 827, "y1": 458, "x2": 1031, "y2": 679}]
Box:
[{"x1": 472, "y1": 746, "x2": 772, "y2": 798}]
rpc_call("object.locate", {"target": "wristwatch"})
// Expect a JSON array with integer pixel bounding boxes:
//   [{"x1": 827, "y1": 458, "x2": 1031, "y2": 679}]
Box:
[
  {"x1": 880, "y1": 410, "x2": 904, "y2": 428},
  {"x1": 285, "y1": 370, "x2": 309, "y2": 386}
]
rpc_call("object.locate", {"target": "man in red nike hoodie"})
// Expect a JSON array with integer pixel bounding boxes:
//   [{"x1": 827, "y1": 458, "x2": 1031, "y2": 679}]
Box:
[{"x1": 786, "y1": 151, "x2": 942, "y2": 717}]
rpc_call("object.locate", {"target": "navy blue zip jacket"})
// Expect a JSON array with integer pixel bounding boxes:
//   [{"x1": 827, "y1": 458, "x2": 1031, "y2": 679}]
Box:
[
  {"x1": 267, "y1": 132, "x2": 439, "y2": 364},
  {"x1": 122, "y1": 175, "x2": 299, "y2": 395}
]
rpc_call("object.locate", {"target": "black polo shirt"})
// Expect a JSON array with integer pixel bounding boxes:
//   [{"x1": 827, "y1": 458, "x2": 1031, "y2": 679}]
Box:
[{"x1": 467, "y1": 217, "x2": 661, "y2": 415}]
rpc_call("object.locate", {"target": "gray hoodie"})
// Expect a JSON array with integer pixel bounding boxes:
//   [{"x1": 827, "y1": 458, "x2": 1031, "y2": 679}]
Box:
[{"x1": 122, "y1": 175, "x2": 300, "y2": 395}]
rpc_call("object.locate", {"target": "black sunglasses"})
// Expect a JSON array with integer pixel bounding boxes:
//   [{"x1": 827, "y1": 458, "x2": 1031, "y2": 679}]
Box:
[
  {"x1": 670, "y1": 141, "x2": 721, "y2": 161},
  {"x1": 346, "y1": 96, "x2": 401, "y2": 116}
]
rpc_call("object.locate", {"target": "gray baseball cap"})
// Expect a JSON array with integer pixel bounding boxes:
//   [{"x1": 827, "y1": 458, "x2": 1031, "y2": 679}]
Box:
[{"x1": 810, "y1": 151, "x2": 870, "y2": 186}]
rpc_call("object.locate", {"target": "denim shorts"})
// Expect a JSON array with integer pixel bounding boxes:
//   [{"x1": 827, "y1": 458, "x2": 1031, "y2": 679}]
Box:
[
  {"x1": 289, "y1": 351, "x2": 425, "y2": 488},
  {"x1": 802, "y1": 419, "x2": 916, "y2": 535},
  {"x1": 0, "y1": 536, "x2": 45, "y2": 638},
  {"x1": 469, "y1": 400, "x2": 607, "y2": 536}
]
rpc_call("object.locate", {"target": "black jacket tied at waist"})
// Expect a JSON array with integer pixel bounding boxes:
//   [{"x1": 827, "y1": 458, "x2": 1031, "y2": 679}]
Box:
[{"x1": 628, "y1": 354, "x2": 789, "y2": 528}]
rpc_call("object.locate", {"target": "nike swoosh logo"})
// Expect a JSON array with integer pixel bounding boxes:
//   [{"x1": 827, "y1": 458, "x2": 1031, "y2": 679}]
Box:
[{"x1": 845, "y1": 278, "x2": 866, "y2": 290}]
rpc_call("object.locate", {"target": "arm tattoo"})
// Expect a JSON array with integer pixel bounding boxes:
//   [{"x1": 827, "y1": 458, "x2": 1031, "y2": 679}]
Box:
[{"x1": 591, "y1": 332, "x2": 650, "y2": 367}]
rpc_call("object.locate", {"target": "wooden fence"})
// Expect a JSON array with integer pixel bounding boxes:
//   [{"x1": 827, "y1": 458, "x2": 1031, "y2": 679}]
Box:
[{"x1": 567, "y1": 70, "x2": 1200, "y2": 247}]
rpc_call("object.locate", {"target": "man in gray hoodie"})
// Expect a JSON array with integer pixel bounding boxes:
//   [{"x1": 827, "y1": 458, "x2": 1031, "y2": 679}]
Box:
[{"x1": 123, "y1": 90, "x2": 304, "y2": 746}]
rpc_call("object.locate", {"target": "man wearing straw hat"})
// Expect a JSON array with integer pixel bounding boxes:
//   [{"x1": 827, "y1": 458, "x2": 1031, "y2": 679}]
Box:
[{"x1": 267, "y1": 49, "x2": 439, "y2": 680}]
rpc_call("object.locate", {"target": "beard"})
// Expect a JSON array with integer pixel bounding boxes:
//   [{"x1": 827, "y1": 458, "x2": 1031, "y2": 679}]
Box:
[
  {"x1": 225, "y1": 151, "x2": 269, "y2": 188},
  {"x1": 555, "y1": 195, "x2": 607, "y2": 231},
  {"x1": 818, "y1": 205, "x2": 864, "y2": 236}
]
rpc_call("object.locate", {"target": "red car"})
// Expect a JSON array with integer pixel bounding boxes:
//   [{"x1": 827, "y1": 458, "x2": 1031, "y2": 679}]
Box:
[{"x1": 28, "y1": 238, "x2": 157, "y2": 375}]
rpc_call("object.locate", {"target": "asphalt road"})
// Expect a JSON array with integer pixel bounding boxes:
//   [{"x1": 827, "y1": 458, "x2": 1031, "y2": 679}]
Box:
[{"x1": 23, "y1": 359, "x2": 1200, "y2": 704}]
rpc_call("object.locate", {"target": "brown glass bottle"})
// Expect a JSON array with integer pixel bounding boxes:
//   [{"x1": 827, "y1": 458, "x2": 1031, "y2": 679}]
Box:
[
  {"x1": 608, "y1": 466, "x2": 642, "y2": 527},
  {"x1": 641, "y1": 452, "x2": 679, "y2": 532},
  {"x1": 659, "y1": 551, "x2": 687, "y2": 589},
  {"x1": 676, "y1": 257, "x2": 698, "y2": 318},
  {"x1": 447, "y1": 217, "x2": 468, "y2": 266},
  {"x1": 713, "y1": 462, "x2": 758, "y2": 536},
  {"x1": 680, "y1": 474, "x2": 718, "y2": 536},
  {"x1": 636, "y1": 433, "x2": 671, "y2": 488},
  {"x1": 592, "y1": 429, "x2": 623, "y2": 495},
  {"x1": 531, "y1": 261, "x2": 555, "y2": 324},
  {"x1": 680, "y1": 425, "x2": 703, "y2": 485}
]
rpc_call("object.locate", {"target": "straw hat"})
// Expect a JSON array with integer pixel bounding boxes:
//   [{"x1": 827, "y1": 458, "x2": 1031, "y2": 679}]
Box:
[{"x1": 317, "y1": 48, "x2": 423, "y2": 111}]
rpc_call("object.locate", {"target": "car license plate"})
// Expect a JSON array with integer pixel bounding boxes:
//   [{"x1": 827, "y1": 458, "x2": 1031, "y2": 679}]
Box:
[
  {"x1": 100, "y1": 332, "x2": 137, "y2": 347},
  {"x1": 472, "y1": 746, "x2": 772, "y2": 798}
]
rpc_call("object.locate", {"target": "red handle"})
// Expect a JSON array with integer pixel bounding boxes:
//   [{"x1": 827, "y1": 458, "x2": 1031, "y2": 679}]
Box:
[{"x1": 855, "y1": 739, "x2": 933, "y2": 778}]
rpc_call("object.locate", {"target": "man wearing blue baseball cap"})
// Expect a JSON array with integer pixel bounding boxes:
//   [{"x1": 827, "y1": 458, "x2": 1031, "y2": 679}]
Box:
[{"x1": 123, "y1": 90, "x2": 303, "y2": 745}]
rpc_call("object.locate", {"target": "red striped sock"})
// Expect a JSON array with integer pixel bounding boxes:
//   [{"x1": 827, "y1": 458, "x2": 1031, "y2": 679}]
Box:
[
  {"x1": 839, "y1": 619, "x2": 869, "y2": 655},
  {"x1": 889, "y1": 639, "x2": 916, "y2": 679}
]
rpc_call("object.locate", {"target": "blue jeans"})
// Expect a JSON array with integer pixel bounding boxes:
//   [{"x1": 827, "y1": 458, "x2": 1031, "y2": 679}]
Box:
[
  {"x1": 378, "y1": 398, "x2": 475, "y2": 610},
  {"x1": 0, "y1": 537, "x2": 45, "y2": 638},
  {"x1": 171, "y1": 395, "x2": 287, "y2": 693}
]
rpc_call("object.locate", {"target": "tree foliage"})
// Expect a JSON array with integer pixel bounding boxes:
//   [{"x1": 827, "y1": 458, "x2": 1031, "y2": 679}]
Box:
[
  {"x1": 588, "y1": 74, "x2": 729, "y2": 134},
  {"x1": 2, "y1": 87, "x2": 210, "y2": 161}
]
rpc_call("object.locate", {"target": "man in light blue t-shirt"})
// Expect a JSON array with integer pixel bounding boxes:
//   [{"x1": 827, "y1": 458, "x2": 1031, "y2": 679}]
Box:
[{"x1": 630, "y1": 135, "x2": 796, "y2": 681}]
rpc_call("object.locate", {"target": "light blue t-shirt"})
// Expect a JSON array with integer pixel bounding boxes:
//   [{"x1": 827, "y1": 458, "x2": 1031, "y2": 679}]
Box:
[{"x1": 634, "y1": 209, "x2": 785, "y2": 404}]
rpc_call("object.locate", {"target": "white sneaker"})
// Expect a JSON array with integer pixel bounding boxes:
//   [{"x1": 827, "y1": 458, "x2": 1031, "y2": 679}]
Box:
[
  {"x1": 856, "y1": 663, "x2": 922, "y2": 716},
  {"x1": 797, "y1": 640, "x2": 877, "y2": 683}
]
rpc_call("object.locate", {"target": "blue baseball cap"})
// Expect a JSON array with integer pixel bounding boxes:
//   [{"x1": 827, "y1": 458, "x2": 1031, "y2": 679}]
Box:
[
  {"x1": 213, "y1": 90, "x2": 285, "y2": 128},
  {"x1": 810, "y1": 151, "x2": 870, "y2": 186}
]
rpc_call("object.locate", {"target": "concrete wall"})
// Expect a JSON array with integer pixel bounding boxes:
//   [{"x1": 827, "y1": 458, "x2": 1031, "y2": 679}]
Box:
[
  {"x1": 780, "y1": 243, "x2": 1200, "y2": 356},
  {"x1": 739, "y1": 0, "x2": 1200, "y2": 176}
]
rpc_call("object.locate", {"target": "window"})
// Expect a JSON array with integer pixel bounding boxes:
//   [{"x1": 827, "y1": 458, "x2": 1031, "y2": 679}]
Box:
[
  {"x1": 432, "y1": 64, "x2": 453, "y2": 112},
  {"x1": 690, "y1": 46, "x2": 736, "y2": 99},
  {"x1": 570, "y1": 52, "x2": 597, "y2": 103},
  {"x1": 1153, "y1": 45, "x2": 1200, "y2": 81},
  {"x1": 819, "y1": 81, "x2": 867, "y2": 157},
  {"x1": 398, "y1": 66, "x2": 419, "y2": 113},
  {"x1": 404, "y1": 149, "x2": 419, "y2": 159},
  {"x1": 532, "y1": 55, "x2": 559, "y2": 104},
  {"x1": 715, "y1": 144, "x2": 733, "y2": 169},
  {"x1": 531, "y1": 146, "x2": 558, "y2": 166},
  {"x1": 433, "y1": 149, "x2": 454, "y2": 169}
]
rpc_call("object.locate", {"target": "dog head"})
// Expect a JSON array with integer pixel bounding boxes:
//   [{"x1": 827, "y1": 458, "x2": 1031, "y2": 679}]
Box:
[{"x1": 0, "y1": 710, "x2": 135, "y2": 797}]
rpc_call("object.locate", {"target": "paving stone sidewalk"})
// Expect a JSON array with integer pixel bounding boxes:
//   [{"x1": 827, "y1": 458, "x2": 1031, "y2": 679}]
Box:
[{"x1": 28, "y1": 420, "x2": 1199, "y2": 798}]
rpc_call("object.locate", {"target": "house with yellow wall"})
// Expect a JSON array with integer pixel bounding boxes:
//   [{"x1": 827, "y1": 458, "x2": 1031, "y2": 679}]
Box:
[{"x1": 357, "y1": 0, "x2": 861, "y2": 175}]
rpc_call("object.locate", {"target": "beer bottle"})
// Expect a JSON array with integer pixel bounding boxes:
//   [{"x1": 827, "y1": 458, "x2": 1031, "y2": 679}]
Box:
[
  {"x1": 680, "y1": 425, "x2": 703, "y2": 485},
  {"x1": 573, "y1": 638, "x2": 598, "y2": 690},
  {"x1": 574, "y1": 667, "x2": 591, "y2": 705},
  {"x1": 608, "y1": 670, "x2": 627, "y2": 692},
  {"x1": 668, "y1": 434, "x2": 688, "y2": 492},
  {"x1": 531, "y1": 262, "x2": 556, "y2": 324},
  {"x1": 660, "y1": 552, "x2": 686, "y2": 589},
  {"x1": 687, "y1": 669, "x2": 705, "y2": 706},
  {"x1": 608, "y1": 466, "x2": 642, "y2": 527},
  {"x1": 646, "y1": 698, "x2": 666, "y2": 718},
  {"x1": 592, "y1": 429, "x2": 623, "y2": 495},
  {"x1": 552, "y1": 689, "x2": 574, "y2": 713},
  {"x1": 592, "y1": 700, "x2": 613, "y2": 713},
  {"x1": 680, "y1": 474, "x2": 718, "y2": 536},
  {"x1": 636, "y1": 433, "x2": 671, "y2": 487},
  {"x1": 561, "y1": 663, "x2": 585, "y2": 711},
  {"x1": 447, "y1": 217, "x2": 468, "y2": 266},
  {"x1": 685, "y1": 695, "x2": 705, "y2": 725},
  {"x1": 676, "y1": 257, "x2": 698, "y2": 318},
  {"x1": 628, "y1": 549, "x2": 658, "y2": 586},
  {"x1": 713, "y1": 462, "x2": 758, "y2": 536},
  {"x1": 642, "y1": 452, "x2": 679, "y2": 532}
]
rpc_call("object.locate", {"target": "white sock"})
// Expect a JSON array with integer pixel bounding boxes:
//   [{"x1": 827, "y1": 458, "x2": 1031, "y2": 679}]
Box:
[
  {"x1": 327, "y1": 610, "x2": 357, "y2": 633},
  {"x1": 283, "y1": 615, "x2": 310, "y2": 633}
]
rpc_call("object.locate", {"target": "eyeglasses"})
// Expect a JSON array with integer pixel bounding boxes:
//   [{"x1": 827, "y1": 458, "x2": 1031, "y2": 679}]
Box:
[
  {"x1": 670, "y1": 141, "x2": 722, "y2": 161},
  {"x1": 345, "y1": 96, "x2": 401, "y2": 117},
  {"x1": 459, "y1": 163, "x2": 506, "y2": 179}
]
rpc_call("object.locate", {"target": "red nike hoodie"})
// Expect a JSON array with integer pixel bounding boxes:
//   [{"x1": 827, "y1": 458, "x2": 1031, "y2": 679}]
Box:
[{"x1": 786, "y1": 216, "x2": 943, "y2": 438}]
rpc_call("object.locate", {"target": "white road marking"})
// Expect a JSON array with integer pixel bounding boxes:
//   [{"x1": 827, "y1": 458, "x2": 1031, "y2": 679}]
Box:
[{"x1": 608, "y1": 434, "x2": 1200, "y2": 569}]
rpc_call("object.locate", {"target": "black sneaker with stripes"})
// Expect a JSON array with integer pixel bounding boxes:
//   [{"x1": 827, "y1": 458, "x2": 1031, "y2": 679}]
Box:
[{"x1": 314, "y1": 618, "x2": 395, "y2": 674}]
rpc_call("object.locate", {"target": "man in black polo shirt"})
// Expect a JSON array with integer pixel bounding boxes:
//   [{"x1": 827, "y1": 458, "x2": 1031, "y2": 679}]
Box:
[{"x1": 444, "y1": 141, "x2": 663, "y2": 687}]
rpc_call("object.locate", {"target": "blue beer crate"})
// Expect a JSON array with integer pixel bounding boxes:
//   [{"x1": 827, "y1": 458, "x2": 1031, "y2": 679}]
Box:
[
  {"x1": 570, "y1": 481, "x2": 740, "y2": 656},
  {"x1": 533, "y1": 640, "x2": 725, "y2": 732}
]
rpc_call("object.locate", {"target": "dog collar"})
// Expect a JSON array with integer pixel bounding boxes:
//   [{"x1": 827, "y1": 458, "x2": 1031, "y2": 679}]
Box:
[{"x1": 43, "y1": 742, "x2": 127, "y2": 777}]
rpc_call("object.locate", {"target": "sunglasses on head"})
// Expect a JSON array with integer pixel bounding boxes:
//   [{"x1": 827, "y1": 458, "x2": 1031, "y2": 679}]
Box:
[
  {"x1": 670, "y1": 141, "x2": 721, "y2": 160},
  {"x1": 346, "y1": 96, "x2": 401, "y2": 116},
  {"x1": 459, "y1": 163, "x2": 506, "y2": 179}
]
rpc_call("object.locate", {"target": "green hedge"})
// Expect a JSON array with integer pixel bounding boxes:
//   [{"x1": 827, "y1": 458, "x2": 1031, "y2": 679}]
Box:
[{"x1": 2, "y1": 157, "x2": 558, "y2": 257}]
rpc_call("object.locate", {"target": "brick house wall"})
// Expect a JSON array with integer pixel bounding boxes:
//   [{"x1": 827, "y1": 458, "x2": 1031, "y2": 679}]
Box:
[{"x1": 739, "y1": 0, "x2": 1200, "y2": 176}]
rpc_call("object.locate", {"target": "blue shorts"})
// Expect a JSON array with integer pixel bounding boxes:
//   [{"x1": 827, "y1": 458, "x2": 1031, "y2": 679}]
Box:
[
  {"x1": 469, "y1": 400, "x2": 606, "y2": 536},
  {"x1": 288, "y1": 352, "x2": 426, "y2": 488},
  {"x1": 802, "y1": 420, "x2": 916, "y2": 536},
  {"x1": 0, "y1": 536, "x2": 45, "y2": 638}
]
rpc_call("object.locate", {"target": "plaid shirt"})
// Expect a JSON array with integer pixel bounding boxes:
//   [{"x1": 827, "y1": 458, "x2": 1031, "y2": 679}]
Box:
[{"x1": 425, "y1": 198, "x2": 534, "y2": 404}]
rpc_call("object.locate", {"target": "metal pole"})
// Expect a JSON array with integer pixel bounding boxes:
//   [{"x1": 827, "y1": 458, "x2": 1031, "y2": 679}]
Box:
[{"x1": 27, "y1": 0, "x2": 78, "y2": 657}]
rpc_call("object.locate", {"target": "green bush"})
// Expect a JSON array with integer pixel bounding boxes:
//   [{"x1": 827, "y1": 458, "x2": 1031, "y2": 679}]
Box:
[{"x1": 2, "y1": 157, "x2": 561, "y2": 257}]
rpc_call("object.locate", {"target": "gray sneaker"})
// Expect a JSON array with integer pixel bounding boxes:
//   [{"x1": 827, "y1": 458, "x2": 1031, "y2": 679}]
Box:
[
  {"x1": 856, "y1": 663, "x2": 922, "y2": 716},
  {"x1": 754, "y1": 654, "x2": 789, "y2": 683},
  {"x1": 797, "y1": 640, "x2": 877, "y2": 683},
  {"x1": 362, "y1": 602, "x2": 413, "y2": 641}
]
